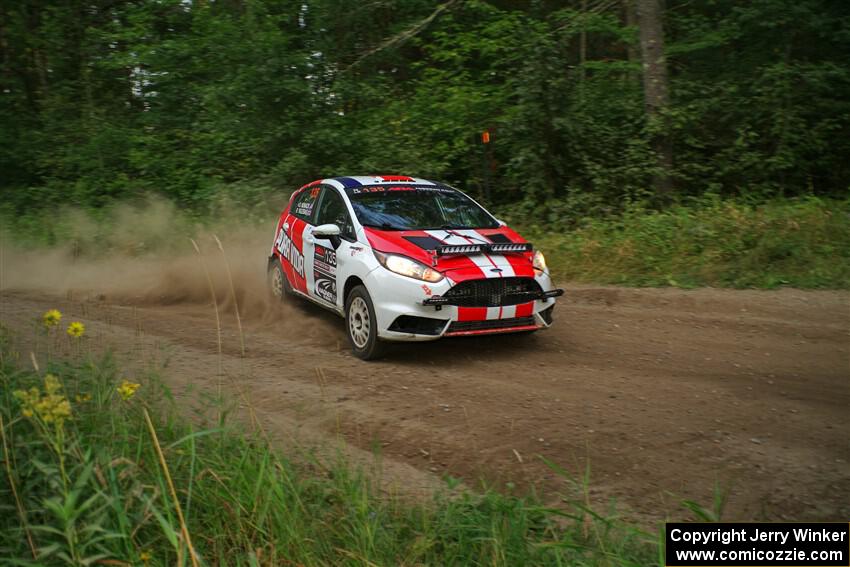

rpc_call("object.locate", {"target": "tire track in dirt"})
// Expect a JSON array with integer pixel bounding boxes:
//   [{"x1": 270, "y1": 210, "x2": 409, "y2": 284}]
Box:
[{"x1": 1, "y1": 286, "x2": 848, "y2": 523}]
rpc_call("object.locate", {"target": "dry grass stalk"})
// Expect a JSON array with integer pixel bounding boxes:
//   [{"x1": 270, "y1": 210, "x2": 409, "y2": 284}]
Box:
[
  {"x1": 212, "y1": 234, "x2": 245, "y2": 358},
  {"x1": 190, "y1": 238, "x2": 223, "y2": 420},
  {"x1": 0, "y1": 414, "x2": 38, "y2": 560},
  {"x1": 142, "y1": 407, "x2": 200, "y2": 567}
]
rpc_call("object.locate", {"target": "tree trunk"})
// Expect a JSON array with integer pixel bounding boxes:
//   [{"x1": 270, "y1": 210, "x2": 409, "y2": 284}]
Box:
[
  {"x1": 636, "y1": 0, "x2": 673, "y2": 200},
  {"x1": 580, "y1": 0, "x2": 587, "y2": 83},
  {"x1": 622, "y1": 0, "x2": 639, "y2": 71}
]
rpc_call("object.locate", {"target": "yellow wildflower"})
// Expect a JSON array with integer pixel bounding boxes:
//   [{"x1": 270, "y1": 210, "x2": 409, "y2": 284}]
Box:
[
  {"x1": 140, "y1": 550, "x2": 152, "y2": 563},
  {"x1": 66, "y1": 321, "x2": 85, "y2": 338},
  {"x1": 13, "y1": 374, "x2": 72, "y2": 426},
  {"x1": 116, "y1": 380, "x2": 141, "y2": 401},
  {"x1": 75, "y1": 392, "x2": 92, "y2": 403},
  {"x1": 43, "y1": 309, "x2": 62, "y2": 328},
  {"x1": 44, "y1": 374, "x2": 62, "y2": 395}
]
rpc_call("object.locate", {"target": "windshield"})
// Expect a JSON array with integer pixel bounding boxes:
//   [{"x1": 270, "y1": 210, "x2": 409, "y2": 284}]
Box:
[{"x1": 348, "y1": 185, "x2": 499, "y2": 230}]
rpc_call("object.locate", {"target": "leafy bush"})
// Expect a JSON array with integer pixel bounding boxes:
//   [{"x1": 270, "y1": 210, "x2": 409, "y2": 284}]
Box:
[{"x1": 526, "y1": 196, "x2": 850, "y2": 288}]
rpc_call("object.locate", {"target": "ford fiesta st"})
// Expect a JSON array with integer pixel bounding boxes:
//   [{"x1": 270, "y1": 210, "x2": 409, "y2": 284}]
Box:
[{"x1": 267, "y1": 176, "x2": 564, "y2": 359}]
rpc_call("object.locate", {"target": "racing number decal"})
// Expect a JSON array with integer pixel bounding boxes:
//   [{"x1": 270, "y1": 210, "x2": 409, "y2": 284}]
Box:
[{"x1": 312, "y1": 245, "x2": 337, "y2": 304}]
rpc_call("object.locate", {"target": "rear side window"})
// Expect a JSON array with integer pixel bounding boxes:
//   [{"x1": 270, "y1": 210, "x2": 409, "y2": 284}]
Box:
[{"x1": 290, "y1": 187, "x2": 321, "y2": 222}]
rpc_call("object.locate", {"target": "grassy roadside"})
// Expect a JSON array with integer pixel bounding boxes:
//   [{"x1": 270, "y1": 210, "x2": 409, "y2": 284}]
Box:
[
  {"x1": 0, "y1": 320, "x2": 659, "y2": 566},
  {"x1": 520, "y1": 196, "x2": 850, "y2": 289},
  {"x1": 3, "y1": 193, "x2": 847, "y2": 290}
]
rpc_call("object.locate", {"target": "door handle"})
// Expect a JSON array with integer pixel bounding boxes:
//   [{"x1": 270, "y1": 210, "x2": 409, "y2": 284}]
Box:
[{"x1": 283, "y1": 221, "x2": 290, "y2": 231}]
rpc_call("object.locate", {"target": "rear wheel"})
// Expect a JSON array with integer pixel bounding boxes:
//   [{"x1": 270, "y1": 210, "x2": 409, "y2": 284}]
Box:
[
  {"x1": 345, "y1": 285, "x2": 386, "y2": 360},
  {"x1": 268, "y1": 260, "x2": 291, "y2": 301}
]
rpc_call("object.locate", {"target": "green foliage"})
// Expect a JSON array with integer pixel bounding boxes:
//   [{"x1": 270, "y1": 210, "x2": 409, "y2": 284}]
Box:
[
  {"x1": 666, "y1": 0, "x2": 850, "y2": 197},
  {"x1": 1, "y1": 0, "x2": 848, "y2": 213},
  {"x1": 525, "y1": 196, "x2": 850, "y2": 288},
  {"x1": 0, "y1": 333, "x2": 657, "y2": 565}
]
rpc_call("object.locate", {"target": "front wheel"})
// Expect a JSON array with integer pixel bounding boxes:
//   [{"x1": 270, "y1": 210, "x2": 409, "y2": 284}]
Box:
[{"x1": 345, "y1": 285, "x2": 386, "y2": 360}]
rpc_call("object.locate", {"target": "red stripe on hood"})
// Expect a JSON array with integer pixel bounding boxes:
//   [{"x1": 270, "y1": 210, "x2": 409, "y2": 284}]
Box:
[
  {"x1": 363, "y1": 227, "x2": 485, "y2": 280},
  {"x1": 476, "y1": 227, "x2": 536, "y2": 278},
  {"x1": 362, "y1": 226, "x2": 536, "y2": 283}
]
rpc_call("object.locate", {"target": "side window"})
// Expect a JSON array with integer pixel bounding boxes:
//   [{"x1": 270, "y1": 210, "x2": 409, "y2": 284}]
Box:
[
  {"x1": 291, "y1": 187, "x2": 321, "y2": 223},
  {"x1": 316, "y1": 187, "x2": 355, "y2": 240}
]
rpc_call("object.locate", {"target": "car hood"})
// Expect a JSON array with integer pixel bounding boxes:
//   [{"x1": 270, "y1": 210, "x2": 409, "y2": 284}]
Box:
[{"x1": 363, "y1": 226, "x2": 536, "y2": 282}]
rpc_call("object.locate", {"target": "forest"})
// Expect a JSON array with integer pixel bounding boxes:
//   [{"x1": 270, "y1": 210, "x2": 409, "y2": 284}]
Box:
[
  {"x1": 1, "y1": 0, "x2": 849, "y2": 286},
  {"x1": 2, "y1": 0, "x2": 848, "y2": 207}
]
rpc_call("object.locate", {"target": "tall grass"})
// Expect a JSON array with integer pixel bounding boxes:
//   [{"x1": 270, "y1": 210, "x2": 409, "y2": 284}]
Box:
[
  {"x1": 0, "y1": 324, "x2": 658, "y2": 566},
  {"x1": 4, "y1": 193, "x2": 849, "y2": 290},
  {"x1": 523, "y1": 196, "x2": 850, "y2": 289}
]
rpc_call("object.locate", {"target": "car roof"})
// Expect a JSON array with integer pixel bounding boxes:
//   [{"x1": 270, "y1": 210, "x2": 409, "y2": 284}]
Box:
[{"x1": 299, "y1": 176, "x2": 444, "y2": 191}]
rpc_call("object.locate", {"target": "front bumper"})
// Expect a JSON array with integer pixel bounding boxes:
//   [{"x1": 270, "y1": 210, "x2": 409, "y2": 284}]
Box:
[{"x1": 364, "y1": 266, "x2": 563, "y2": 342}]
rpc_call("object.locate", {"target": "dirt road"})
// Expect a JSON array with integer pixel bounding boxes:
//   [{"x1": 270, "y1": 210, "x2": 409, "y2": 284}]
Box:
[{"x1": 1, "y1": 285, "x2": 848, "y2": 523}]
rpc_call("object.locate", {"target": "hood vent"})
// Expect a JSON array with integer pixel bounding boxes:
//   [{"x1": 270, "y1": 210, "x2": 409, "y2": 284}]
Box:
[{"x1": 403, "y1": 235, "x2": 444, "y2": 250}]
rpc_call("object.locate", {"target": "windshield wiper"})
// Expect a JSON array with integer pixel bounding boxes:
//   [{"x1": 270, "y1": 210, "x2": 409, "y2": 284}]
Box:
[{"x1": 437, "y1": 225, "x2": 494, "y2": 245}]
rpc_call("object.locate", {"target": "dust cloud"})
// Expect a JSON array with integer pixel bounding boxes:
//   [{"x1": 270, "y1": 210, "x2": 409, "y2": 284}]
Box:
[{"x1": 1, "y1": 196, "x2": 285, "y2": 322}]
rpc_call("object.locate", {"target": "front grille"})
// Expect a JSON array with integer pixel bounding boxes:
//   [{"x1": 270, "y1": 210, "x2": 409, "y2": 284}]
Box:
[
  {"x1": 443, "y1": 277, "x2": 542, "y2": 307},
  {"x1": 447, "y1": 316, "x2": 535, "y2": 333}
]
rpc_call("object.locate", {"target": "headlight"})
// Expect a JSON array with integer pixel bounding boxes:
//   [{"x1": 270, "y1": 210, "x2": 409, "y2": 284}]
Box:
[
  {"x1": 533, "y1": 250, "x2": 548, "y2": 274},
  {"x1": 373, "y1": 250, "x2": 444, "y2": 283}
]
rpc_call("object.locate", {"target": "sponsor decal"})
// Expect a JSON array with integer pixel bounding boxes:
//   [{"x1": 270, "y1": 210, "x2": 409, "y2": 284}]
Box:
[
  {"x1": 313, "y1": 244, "x2": 338, "y2": 304},
  {"x1": 349, "y1": 185, "x2": 454, "y2": 195},
  {"x1": 293, "y1": 188, "x2": 320, "y2": 218},
  {"x1": 315, "y1": 277, "x2": 336, "y2": 303},
  {"x1": 421, "y1": 284, "x2": 433, "y2": 296},
  {"x1": 275, "y1": 227, "x2": 304, "y2": 278},
  {"x1": 294, "y1": 200, "x2": 315, "y2": 217},
  {"x1": 350, "y1": 245, "x2": 363, "y2": 256}
]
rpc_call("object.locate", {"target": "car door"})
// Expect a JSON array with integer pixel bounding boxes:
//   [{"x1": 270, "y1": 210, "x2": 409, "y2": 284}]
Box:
[{"x1": 303, "y1": 185, "x2": 357, "y2": 309}]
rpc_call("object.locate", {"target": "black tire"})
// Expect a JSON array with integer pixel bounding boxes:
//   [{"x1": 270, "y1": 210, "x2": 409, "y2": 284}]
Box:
[
  {"x1": 268, "y1": 259, "x2": 292, "y2": 301},
  {"x1": 345, "y1": 285, "x2": 386, "y2": 360}
]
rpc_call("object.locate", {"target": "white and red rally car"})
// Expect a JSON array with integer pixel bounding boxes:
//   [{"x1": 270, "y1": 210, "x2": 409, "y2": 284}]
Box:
[{"x1": 267, "y1": 176, "x2": 564, "y2": 359}]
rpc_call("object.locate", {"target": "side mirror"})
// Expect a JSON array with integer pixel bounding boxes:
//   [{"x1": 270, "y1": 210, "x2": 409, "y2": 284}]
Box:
[
  {"x1": 313, "y1": 223, "x2": 342, "y2": 250},
  {"x1": 313, "y1": 223, "x2": 341, "y2": 238}
]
